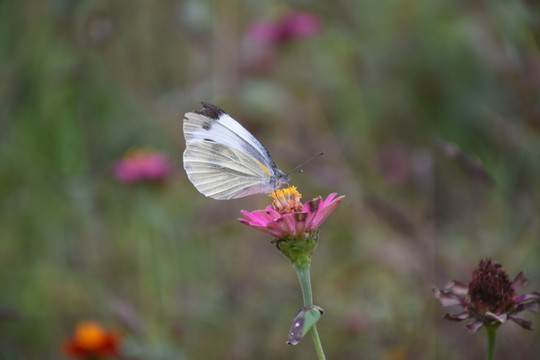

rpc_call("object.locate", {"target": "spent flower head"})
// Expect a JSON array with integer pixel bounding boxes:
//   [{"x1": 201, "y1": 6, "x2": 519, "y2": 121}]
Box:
[
  {"x1": 62, "y1": 321, "x2": 121, "y2": 359},
  {"x1": 433, "y1": 259, "x2": 540, "y2": 334}
]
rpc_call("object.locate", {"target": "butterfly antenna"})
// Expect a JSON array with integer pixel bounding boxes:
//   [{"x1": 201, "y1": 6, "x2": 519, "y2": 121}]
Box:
[{"x1": 287, "y1": 152, "x2": 325, "y2": 175}]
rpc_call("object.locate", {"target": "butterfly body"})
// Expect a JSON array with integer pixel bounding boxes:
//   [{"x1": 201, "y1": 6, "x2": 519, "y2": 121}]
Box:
[{"x1": 183, "y1": 102, "x2": 290, "y2": 200}]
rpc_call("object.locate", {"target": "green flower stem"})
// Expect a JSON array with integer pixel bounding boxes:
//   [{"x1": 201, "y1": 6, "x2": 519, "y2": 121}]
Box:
[
  {"x1": 293, "y1": 262, "x2": 326, "y2": 360},
  {"x1": 485, "y1": 325, "x2": 498, "y2": 360},
  {"x1": 293, "y1": 262, "x2": 313, "y2": 307},
  {"x1": 310, "y1": 324, "x2": 326, "y2": 360}
]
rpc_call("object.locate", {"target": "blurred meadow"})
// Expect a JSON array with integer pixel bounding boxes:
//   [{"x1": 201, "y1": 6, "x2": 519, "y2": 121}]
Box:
[{"x1": 1, "y1": 0, "x2": 540, "y2": 359}]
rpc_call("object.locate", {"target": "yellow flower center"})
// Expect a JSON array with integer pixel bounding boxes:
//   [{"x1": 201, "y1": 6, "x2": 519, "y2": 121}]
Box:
[
  {"x1": 269, "y1": 186, "x2": 303, "y2": 214},
  {"x1": 75, "y1": 321, "x2": 108, "y2": 350}
]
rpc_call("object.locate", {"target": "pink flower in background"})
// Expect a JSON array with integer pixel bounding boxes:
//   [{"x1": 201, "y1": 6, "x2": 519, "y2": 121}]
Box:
[
  {"x1": 239, "y1": 187, "x2": 343, "y2": 238},
  {"x1": 114, "y1": 148, "x2": 170, "y2": 183},
  {"x1": 247, "y1": 12, "x2": 321, "y2": 45},
  {"x1": 243, "y1": 47, "x2": 278, "y2": 74}
]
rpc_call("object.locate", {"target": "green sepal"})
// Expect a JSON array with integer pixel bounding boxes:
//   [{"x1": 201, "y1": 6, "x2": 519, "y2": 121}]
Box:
[
  {"x1": 273, "y1": 230, "x2": 319, "y2": 266},
  {"x1": 286, "y1": 305, "x2": 324, "y2": 345}
]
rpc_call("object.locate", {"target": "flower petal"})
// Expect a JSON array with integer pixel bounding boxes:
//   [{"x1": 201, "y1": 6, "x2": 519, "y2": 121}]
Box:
[
  {"x1": 445, "y1": 280, "x2": 468, "y2": 296},
  {"x1": 514, "y1": 291, "x2": 540, "y2": 304},
  {"x1": 509, "y1": 314, "x2": 533, "y2": 330},
  {"x1": 511, "y1": 272, "x2": 530, "y2": 292},
  {"x1": 307, "y1": 195, "x2": 344, "y2": 231},
  {"x1": 443, "y1": 312, "x2": 470, "y2": 321},
  {"x1": 239, "y1": 207, "x2": 280, "y2": 226},
  {"x1": 519, "y1": 301, "x2": 540, "y2": 313},
  {"x1": 293, "y1": 212, "x2": 309, "y2": 235},
  {"x1": 466, "y1": 320, "x2": 484, "y2": 335},
  {"x1": 238, "y1": 221, "x2": 283, "y2": 237},
  {"x1": 302, "y1": 194, "x2": 334, "y2": 230},
  {"x1": 485, "y1": 312, "x2": 507, "y2": 323},
  {"x1": 302, "y1": 196, "x2": 323, "y2": 215},
  {"x1": 432, "y1": 288, "x2": 463, "y2": 307},
  {"x1": 239, "y1": 210, "x2": 264, "y2": 224},
  {"x1": 320, "y1": 192, "x2": 338, "y2": 205},
  {"x1": 272, "y1": 213, "x2": 300, "y2": 236}
]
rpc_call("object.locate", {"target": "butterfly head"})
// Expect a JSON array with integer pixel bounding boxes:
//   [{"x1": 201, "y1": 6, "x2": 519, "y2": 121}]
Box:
[{"x1": 272, "y1": 169, "x2": 291, "y2": 190}]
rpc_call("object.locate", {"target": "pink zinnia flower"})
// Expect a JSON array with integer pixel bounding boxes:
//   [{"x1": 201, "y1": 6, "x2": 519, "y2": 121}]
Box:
[
  {"x1": 114, "y1": 148, "x2": 170, "y2": 183},
  {"x1": 239, "y1": 186, "x2": 343, "y2": 350},
  {"x1": 239, "y1": 187, "x2": 343, "y2": 239},
  {"x1": 247, "y1": 12, "x2": 321, "y2": 45}
]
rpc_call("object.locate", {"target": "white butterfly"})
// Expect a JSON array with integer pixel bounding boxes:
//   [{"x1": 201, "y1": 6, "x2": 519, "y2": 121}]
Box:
[{"x1": 183, "y1": 102, "x2": 290, "y2": 200}]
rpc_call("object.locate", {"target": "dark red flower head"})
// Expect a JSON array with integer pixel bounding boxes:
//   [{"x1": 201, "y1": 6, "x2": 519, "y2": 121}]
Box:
[
  {"x1": 433, "y1": 259, "x2": 540, "y2": 334},
  {"x1": 468, "y1": 259, "x2": 515, "y2": 314}
]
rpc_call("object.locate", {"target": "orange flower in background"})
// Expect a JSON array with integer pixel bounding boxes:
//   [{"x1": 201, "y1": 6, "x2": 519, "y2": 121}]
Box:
[{"x1": 62, "y1": 321, "x2": 120, "y2": 359}]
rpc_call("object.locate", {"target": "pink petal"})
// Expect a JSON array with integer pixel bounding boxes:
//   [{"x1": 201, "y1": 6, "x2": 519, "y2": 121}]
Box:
[
  {"x1": 322, "y1": 192, "x2": 339, "y2": 204},
  {"x1": 293, "y1": 212, "x2": 309, "y2": 234},
  {"x1": 246, "y1": 21, "x2": 280, "y2": 44},
  {"x1": 272, "y1": 213, "x2": 298, "y2": 235},
  {"x1": 141, "y1": 154, "x2": 170, "y2": 179},
  {"x1": 239, "y1": 208, "x2": 280, "y2": 226},
  {"x1": 114, "y1": 151, "x2": 170, "y2": 182},
  {"x1": 308, "y1": 195, "x2": 344, "y2": 230},
  {"x1": 238, "y1": 215, "x2": 266, "y2": 227},
  {"x1": 238, "y1": 220, "x2": 283, "y2": 237},
  {"x1": 266, "y1": 220, "x2": 293, "y2": 237},
  {"x1": 302, "y1": 209, "x2": 317, "y2": 230},
  {"x1": 281, "y1": 12, "x2": 320, "y2": 39},
  {"x1": 302, "y1": 196, "x2": 323, "y2": 214}
]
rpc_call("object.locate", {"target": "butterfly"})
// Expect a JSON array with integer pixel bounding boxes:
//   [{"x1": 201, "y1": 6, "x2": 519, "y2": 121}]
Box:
[{"x1": 183, "y1": 102, "x2": 290, "y2": 200}]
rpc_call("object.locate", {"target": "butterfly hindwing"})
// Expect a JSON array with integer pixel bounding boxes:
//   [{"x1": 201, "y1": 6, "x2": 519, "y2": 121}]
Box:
[{"x1": 183, "y1": 140, "x2": 274, "y2": 200}]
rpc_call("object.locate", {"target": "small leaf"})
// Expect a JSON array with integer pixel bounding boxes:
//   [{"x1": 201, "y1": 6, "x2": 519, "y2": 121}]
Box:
[{"x1": 286, "y1": 305, "x2": 324, "y2": 345}]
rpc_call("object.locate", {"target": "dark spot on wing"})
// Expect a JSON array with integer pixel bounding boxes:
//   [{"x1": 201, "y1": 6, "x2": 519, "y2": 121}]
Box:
[
  {"x1": 195, "y1": 102, "x2": 226, "y2": 120},
  {"x1": 202, "y1": 122, "x2": 212, "y2": 130},
  {"x1": 203, "y1": 138, "x2": 215, "y2": 142}
]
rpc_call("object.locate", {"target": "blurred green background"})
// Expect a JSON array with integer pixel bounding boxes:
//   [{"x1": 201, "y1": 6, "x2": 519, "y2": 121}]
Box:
[{"x1": 1, "y1": 0, "x2": 540, "y2": 359}]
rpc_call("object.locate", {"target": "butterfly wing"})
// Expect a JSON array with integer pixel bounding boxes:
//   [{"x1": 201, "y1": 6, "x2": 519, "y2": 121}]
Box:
[
  {"x1": 183, "y1": 139, "x2": 275, "y2": 200},
  {"x1": 183, "y1": 103, "x2": 278, "y2": 173}
]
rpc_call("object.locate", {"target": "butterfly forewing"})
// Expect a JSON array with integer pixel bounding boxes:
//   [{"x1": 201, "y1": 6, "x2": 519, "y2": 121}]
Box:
[{"x1": 183, "y1": 108, "x2": 274, "y2": 171}]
